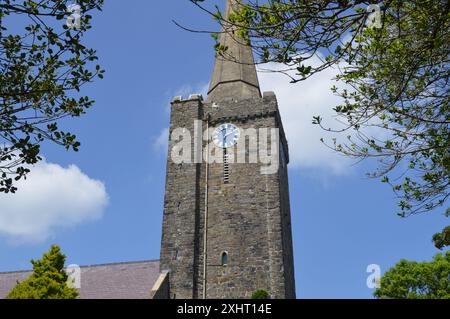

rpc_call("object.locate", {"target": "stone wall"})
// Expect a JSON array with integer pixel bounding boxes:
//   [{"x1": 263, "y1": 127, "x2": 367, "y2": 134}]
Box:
[
  {"x1": 160, "y1": 93, "x2": 296, "y2": 299},
  {"x1": 159, "y1": 97, "x2": 203, "y2": 299}
]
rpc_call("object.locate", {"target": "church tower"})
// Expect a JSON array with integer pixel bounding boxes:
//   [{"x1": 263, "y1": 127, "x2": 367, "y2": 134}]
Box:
[{"x1": 160, "y1": 0, "x2": 296, "y2": 299}]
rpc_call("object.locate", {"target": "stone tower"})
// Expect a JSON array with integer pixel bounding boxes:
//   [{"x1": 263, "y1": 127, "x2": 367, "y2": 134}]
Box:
[{"x1": 160, "y1": 0, "x2": 296, "y2": 299}]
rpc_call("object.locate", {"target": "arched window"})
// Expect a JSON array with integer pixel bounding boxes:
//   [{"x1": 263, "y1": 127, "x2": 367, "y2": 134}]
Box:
[{"x1": 221, "y1": 252, "x2": 228, "y2": 266}]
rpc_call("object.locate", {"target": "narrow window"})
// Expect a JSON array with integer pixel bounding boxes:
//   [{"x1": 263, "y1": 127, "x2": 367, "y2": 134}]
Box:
[
  {"x1": 221, "y1": 252, "x2": 228, "y2": 266},
  {"x1": 223, "y1": 150, "x2": 230, "y2": 184}
]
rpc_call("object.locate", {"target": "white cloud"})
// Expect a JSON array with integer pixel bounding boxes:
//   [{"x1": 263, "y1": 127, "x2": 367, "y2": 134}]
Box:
[
  {"x1": 154, "y1": 127, "x2": 169, "y2": 153},
  {"x1": 173, "y1": 82, "x2": 209, "y2": 100},
  {"x1": 0, "y1": 158, "x2": 109, "y2": 243},
  {"x1": 258, "y1": 56, "x2": 353, "y2": 175}
]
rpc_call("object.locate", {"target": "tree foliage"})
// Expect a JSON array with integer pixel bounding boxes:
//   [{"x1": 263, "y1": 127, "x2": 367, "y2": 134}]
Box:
[
  {"x1": 6, "y1": 245, "x2": 78, "y2": 299},
  {"x1": 374, "y1": 251, "x2": 450, "y2": 299},
  {"x1": 251, "y1": 289, "x2": 270, "y2": 299},
  {"x1": 0, "y1": 0, "x2": 104, "y2": 193},
  {"x1": 191, "y1": 0, "x2": 449, "y2": 231},
  {"x1": 433, "y1": 226, "x2": 450, "y2": 250}
]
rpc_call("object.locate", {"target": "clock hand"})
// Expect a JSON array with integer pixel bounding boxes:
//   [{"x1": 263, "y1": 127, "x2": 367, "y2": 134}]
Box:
[{"x1": 224, "y1": 130, "x2": 235, "y2": 137}]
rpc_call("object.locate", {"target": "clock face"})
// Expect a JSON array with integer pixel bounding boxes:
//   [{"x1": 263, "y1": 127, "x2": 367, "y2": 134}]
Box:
[{"x1": 213, "y1": 123, "x2": 240, "y2": 148}]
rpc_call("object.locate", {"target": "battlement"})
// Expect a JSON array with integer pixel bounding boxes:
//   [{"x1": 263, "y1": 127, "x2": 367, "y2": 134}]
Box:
[
  {"x1": 171, "y1": 91, "x2": 277, "y2": 105},
  {"x1": 171, "y1": 94, "x2": 204, "y2": 104}
]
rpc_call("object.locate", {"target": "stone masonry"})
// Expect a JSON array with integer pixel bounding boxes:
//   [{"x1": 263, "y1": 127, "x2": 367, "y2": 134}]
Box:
[
  {"x1": 159, "y1": 93, "x2": 296, "y2": 299},
  {"x1": 159, "y1": 0, "x2": 296, "y2": 299}
]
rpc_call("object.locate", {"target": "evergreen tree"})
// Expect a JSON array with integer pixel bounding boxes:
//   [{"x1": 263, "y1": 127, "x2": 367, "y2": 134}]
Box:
[{"x1": 6, "y1": 245, "x2": 78, "y2": 299}]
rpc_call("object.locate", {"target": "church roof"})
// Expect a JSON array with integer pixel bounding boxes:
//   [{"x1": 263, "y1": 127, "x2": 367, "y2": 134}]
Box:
[{"x1": 0, "y1": 260, "x2": 160, "y2": 299}]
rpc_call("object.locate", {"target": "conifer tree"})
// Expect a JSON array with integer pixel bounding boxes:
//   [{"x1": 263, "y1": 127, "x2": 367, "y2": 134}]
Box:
[{"x1": 6, "y1": 245, "x2": 78, "y2": 299}]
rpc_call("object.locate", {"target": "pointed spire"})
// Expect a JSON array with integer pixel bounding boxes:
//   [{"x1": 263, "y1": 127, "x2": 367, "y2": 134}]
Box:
[{"x1": 207, "y1": 0, "x2": 261, "y2": 102}]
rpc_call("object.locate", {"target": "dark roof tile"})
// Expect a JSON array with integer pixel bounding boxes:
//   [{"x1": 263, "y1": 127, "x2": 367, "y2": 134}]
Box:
[{"x1": 0, "y1": 260, "x2": 160, "y2": 299}]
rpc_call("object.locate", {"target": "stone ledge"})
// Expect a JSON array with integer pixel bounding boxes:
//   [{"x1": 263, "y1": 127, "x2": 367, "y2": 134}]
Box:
[{"x1": 149, "y1": 271, "x2": 170, "y2": 299}]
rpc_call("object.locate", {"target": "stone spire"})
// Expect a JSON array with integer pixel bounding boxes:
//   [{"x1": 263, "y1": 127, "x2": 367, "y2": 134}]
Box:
[{"x1": 207, "y1": 0, "x2": 261, "y2": 102}]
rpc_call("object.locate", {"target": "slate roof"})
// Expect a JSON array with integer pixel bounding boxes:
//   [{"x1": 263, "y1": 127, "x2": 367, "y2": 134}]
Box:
[{"x1": 0, "y1": 260, "x2": 160, "y2": 299}]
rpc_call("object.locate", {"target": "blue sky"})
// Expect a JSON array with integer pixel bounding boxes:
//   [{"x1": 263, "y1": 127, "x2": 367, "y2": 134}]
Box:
[{"x1": 0, "y1": 1, "x2": 447, "y2": 299}]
